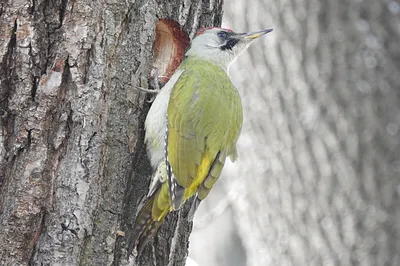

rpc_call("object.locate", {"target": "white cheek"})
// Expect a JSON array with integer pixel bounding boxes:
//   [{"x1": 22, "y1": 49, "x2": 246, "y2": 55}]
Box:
[{"x1": 234, "y1": 43, "x2": 251, "y2": 59}]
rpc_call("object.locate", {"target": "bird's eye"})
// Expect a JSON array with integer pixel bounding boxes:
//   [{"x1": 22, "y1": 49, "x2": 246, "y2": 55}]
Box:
[{"x1": 217, "y1": 31, "x2": 227, "y2": 38}]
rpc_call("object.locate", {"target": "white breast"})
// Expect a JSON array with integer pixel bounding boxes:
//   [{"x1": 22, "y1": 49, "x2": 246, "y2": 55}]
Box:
[{"x1": 144, "y1": 70, "x2": 184, "y2": 168}]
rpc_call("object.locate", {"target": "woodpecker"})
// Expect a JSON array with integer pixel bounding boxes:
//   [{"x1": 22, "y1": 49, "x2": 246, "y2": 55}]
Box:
[{"x1": 128, "y1": 26, "x2": 272, "y2": 255}]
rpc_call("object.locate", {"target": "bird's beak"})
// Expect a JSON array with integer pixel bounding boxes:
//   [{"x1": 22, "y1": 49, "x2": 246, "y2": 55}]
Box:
[{"x1": 241, "y1": 29, "x2": 273, "y2": 40}]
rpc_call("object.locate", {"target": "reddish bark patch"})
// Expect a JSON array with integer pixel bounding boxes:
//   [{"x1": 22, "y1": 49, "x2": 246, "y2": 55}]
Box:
[
  {"x1": 153, "y1": 19, "x2": 190, "y2": 84},
  {"x1": 52, "y1": 58, "x2": 65, "y2": 72}
]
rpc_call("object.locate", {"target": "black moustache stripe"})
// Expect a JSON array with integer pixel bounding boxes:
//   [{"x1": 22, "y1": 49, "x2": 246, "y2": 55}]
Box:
[{"x1": 220, "y1": 38, "x2": 239, "y2": 50}]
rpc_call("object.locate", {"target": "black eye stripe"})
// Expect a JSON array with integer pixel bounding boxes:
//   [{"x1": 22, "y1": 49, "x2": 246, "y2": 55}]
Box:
[{"x1": 220, "y1": 38, "x2": 239, "y2": 51}]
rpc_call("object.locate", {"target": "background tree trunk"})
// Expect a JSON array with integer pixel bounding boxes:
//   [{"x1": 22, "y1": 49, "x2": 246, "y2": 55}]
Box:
[
  {"x1": 190, "y1": 0, "x2": 400, "y2": 265},
  {"x1": 0, "y1": 0, "x2": 223, "y2": 265}
]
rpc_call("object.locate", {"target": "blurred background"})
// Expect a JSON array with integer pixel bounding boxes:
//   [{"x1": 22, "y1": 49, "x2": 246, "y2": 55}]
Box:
[{"x1": 189, "y1": 0, "x2": 400, "y2": 265}]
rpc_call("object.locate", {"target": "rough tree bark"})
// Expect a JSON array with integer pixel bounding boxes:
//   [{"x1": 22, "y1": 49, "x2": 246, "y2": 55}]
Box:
[
  {"x1": 0, "y1": 0, "x2": 223, "y2": 265},
  {"x1": 205, "y1": 0, "x2": 399, "y2": 266}
]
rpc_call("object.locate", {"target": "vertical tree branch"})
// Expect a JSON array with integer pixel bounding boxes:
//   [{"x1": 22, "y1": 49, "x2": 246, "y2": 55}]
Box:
[{"x1": 0, "y1": 0, "x2": 224, "y2": 265}]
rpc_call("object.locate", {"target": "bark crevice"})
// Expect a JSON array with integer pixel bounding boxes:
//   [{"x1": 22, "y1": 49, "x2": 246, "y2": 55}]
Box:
[{"x1": 0, "y1": 1, "x2": 224, "y2": 265}]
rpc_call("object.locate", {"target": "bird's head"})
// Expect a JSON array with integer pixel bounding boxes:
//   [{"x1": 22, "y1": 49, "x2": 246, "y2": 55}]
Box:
[{"x1": 185, "y1": 27, "x2": 273, "y2": 72}]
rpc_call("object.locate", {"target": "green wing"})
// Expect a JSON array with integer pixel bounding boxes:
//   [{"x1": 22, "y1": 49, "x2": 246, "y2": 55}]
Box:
[{"x1": 166, "y1": 57, "x2": 243, "y2": 209}]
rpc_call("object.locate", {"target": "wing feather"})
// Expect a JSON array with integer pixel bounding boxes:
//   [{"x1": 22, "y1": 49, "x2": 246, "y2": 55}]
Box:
[{"x1": 166, "y1": 57, "x2": 243, "y2": 204}]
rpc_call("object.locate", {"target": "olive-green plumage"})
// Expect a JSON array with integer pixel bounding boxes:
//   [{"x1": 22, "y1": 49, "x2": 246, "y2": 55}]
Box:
[
  {"x1": 128, "y1": 56, "x2": 242, "y2": 255},
  {"x1": 128, "y1": 26, "x2": 272, "y2": 257},
  {"x1": 167, "y1": 55, "x2": 243, "y2": 211},
  {"x1": 168, "y1": 57, "x2": 243, "y2": 195}
]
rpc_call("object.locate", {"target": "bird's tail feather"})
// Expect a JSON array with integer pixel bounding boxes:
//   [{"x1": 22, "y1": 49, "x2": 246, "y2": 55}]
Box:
[
  {"x1": 127, "y1": 192, "x2": 166, "y2": 257},
  {"x1": 136, "y1": 215, "x2": 164, "y2": 255}
]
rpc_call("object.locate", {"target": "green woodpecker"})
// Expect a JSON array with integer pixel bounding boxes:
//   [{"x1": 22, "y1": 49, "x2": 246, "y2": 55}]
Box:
[{"x1": 129, "y1": 26, "x2": 272, "y2": 255}]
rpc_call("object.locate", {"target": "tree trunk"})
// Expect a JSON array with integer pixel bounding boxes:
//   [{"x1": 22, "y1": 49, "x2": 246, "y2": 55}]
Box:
[
  {"x1": 215, "y1": 0, "x2": 400, "y2": 265},
  {"x1": 0, "y1": 0, "x2": 223, "y2": 265}
]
